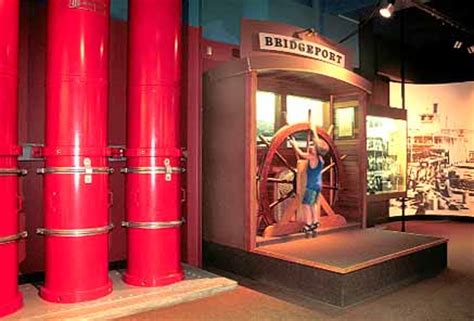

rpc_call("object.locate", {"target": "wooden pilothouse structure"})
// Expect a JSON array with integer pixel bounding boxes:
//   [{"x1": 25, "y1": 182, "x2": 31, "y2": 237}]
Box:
[
  {"x1": 203, "y1": 20, "x2": 372, "y2": 251},
  {"x1": 203, "y1": 20, "x2": 447, "y2": 308}
]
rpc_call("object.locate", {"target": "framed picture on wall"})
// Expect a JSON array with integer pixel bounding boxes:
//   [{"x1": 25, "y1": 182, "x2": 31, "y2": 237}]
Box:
[{"x1": 334, "y1": 106, "x2": 356, "y2": 139}]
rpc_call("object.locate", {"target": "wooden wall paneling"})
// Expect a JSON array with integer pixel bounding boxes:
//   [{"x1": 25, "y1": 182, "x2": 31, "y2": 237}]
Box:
[
  {"x1": 201, "y1": 38, "x2": 240, "y2": 73},
  {"x1": 358, "y1": 93, "x2": 369, "y2": 228},
  {"x1": 245, "y1": 71, "x2": 258, "y2": 251},
  {"x1": 332, "y1": 97, "x2": 363, "y2": 224},
  {"x1": 203, "y1": 72, "x2": 248, "y2": 250}
]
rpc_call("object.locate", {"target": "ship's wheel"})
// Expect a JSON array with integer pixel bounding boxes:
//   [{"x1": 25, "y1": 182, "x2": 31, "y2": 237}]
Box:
[{"x1": 257, "y1": 122, "x2": 346, "y2": 237}]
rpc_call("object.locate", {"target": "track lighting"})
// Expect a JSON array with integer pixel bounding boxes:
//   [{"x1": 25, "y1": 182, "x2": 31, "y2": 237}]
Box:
[
  {"x1": 379, "y1": 0, "x2": 396, "y2": 18},
  {"x1": 468, "y1": 45, "x2": 474, "y2": 54},
  {"x1": 453, "y1": 40, "x2": 463, "y2": 49}
]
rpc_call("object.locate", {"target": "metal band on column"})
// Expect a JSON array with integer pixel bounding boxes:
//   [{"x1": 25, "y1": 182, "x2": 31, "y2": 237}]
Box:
[
  {"x1": 121, "y1": 158, "x2": 185, "y2": 182},
  {"x1": 0, "y1": 231, "x2": 28, "y2": 245},
  {"x1": 37, "y1": 167, "x2": 113, "y2": 175},
  {"x1": 0, "y1": 168, "x2": 28, "y2": 176},
  {"x1": 121, "y1": 167, "x2": 184, "y2": 174},
  {"x1": 36, "y1": 224, "x2": 114, "y2": 237},
  {"x1": 121, "y1": 219, "x2": 184, "y2": 230}
]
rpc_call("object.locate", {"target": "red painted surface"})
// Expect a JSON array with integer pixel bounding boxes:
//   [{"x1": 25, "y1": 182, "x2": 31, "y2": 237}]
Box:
[
  {"x1": 19, "y1": 2, "x2": 46, "y2": 274},
  {"x1": 0, "y1": 0, "x2": 23, "y2": 316},
  {"x1": 124, "y1": 0, "x2": 184, "y2": 286},
  {"x1": 40, "y1": 0, "x2": 112, "y2": 302},
  {"x1": 202, "y1": 38, "x2": 240, "y2": 72},
  {"x1": 108, "y1": 18, "x2": 128, "y2": 264},
  {"x1": 183, "y1": 26, "x2": 203, "y2": 267},
  {"x1": 17, "y1": 2, "x2": 202, "y2": 275}
]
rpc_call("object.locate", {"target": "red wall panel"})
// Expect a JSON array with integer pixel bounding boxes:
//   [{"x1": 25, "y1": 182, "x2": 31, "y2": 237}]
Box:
[{"x1": 20, "y1": 1, "x2": 46, "y2": 274}]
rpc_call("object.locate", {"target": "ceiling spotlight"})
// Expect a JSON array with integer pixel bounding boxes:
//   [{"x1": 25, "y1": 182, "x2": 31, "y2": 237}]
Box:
[
  {"x1": 453, "y1": 40, "x2": 463, "y2": 49},
  {"x1": 467, "y1": 46, "x2": 474, "y2": 54},
  {"x1": 379, "y1": 0, "x2": 396, "y2": 18}
]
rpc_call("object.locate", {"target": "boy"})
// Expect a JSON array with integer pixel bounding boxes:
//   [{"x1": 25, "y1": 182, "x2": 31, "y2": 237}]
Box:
[{"x1": 289, "y1": 125, "x2": 324, "y2": 237}]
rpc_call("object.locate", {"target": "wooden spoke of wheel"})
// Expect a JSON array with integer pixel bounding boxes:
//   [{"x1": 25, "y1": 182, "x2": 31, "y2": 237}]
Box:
[
  {"x1": 269, "y1": 192, "x2": 295, "y2": 209},
  {"x1": 257, "y1": 138, "x2": 271, "y2": 179},
  {"x1": 319, "y1": 194, "x2": 336, "y2": 216},
  {"x1": 306, "y1": 109, "x2": 312, "y2": 152},
  {"x1": 322, "y1": 154, "x2": 347, "y2": 174},
  {"x1": 306, "y1": 128, "x2": 311, "y2": 152},
  {"x1": 286, "y1": 135, "x2": 302, "y2": 160},
  {"x1": 259, "y1": 135, "x2": 296, "y2": 174},
  {"x1": 267, "y1": 177, "x2": 294, "y2": 184},
  {"x1": 329, "y1": 157, "x2": 335, "y2": 204},
  {"x1": 258, "y1": 215, "x2": 272, "y2": 229},
  {"x1": 327, "y1": 124, "x2": 334, "y2": 136}
]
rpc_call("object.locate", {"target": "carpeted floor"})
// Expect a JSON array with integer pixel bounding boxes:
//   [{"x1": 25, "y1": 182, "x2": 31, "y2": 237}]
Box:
[
  {"x1": 119, "y1": 221, "x2": 474, "y2": 321},
  {"x1": 257, "y1": 228, "x2": 444, "y2": 270}
]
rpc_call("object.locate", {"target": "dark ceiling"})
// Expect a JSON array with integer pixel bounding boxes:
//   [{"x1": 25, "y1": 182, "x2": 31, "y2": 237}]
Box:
[
  {"x1": 340, "y1": 0, "x2": 474, "y2": 83},
  {"x1": 114, "y1": 0, "x2": 473, "y2": 83}
]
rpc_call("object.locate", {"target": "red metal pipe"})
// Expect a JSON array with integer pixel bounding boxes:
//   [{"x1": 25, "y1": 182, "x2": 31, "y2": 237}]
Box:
[
  {"x1": 40, "y1": 0, "x2": 112, "y2": 303},
  {"x1": 124, "y1": 0, "x2": 184, "y2": 286},
  {"x1": 0, "y1": 0, "x2": 25, "y2": 316}
]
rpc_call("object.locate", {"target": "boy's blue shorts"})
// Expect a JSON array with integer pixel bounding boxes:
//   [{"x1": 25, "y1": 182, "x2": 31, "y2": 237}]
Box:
[{"x1": 302, "y1": 189, "x2": 320, "y2": 205}]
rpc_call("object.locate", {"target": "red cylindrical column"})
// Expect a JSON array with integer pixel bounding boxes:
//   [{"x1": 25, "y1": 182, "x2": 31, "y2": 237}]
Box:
[
  {"x1": 39, "y1": 0, "x2": 112, "y2": 303},
  {"x1": 0, "y1": 0, "x2": 25, "y2": 317},
  {"x1": 124, "y1": 0, "x2": 184, "y2": 286}
]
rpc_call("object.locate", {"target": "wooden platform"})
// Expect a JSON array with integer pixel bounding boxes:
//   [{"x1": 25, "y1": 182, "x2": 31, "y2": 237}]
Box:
[
  {"x1": 204, "y1": 228, "x2": 448, "y2": 307},
  {"x1": 5, "y1": 265, "x2": 237, "y2": 320},
  {"x1": 256, "y1": 228, "x2": 447, "y2": 273}
]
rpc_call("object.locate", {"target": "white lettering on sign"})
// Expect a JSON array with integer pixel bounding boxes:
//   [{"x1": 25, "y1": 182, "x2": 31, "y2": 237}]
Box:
[{"x1": 258, "y1": 32, "x2": 345, "y2": 67}]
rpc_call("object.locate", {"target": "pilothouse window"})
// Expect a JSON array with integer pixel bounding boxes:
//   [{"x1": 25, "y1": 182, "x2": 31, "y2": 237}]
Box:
[
  {"x1": 256, "y1": 91, "x2": 277, "y2": 138},
  {"x1": 286, "y1": 95, "x2": 323, "y2": 127}
]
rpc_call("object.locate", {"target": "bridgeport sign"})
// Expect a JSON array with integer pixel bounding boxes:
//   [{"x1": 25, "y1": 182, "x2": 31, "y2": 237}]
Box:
[{"x1": 258, "y1": 32, "x2": 345, "y2": 68}]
